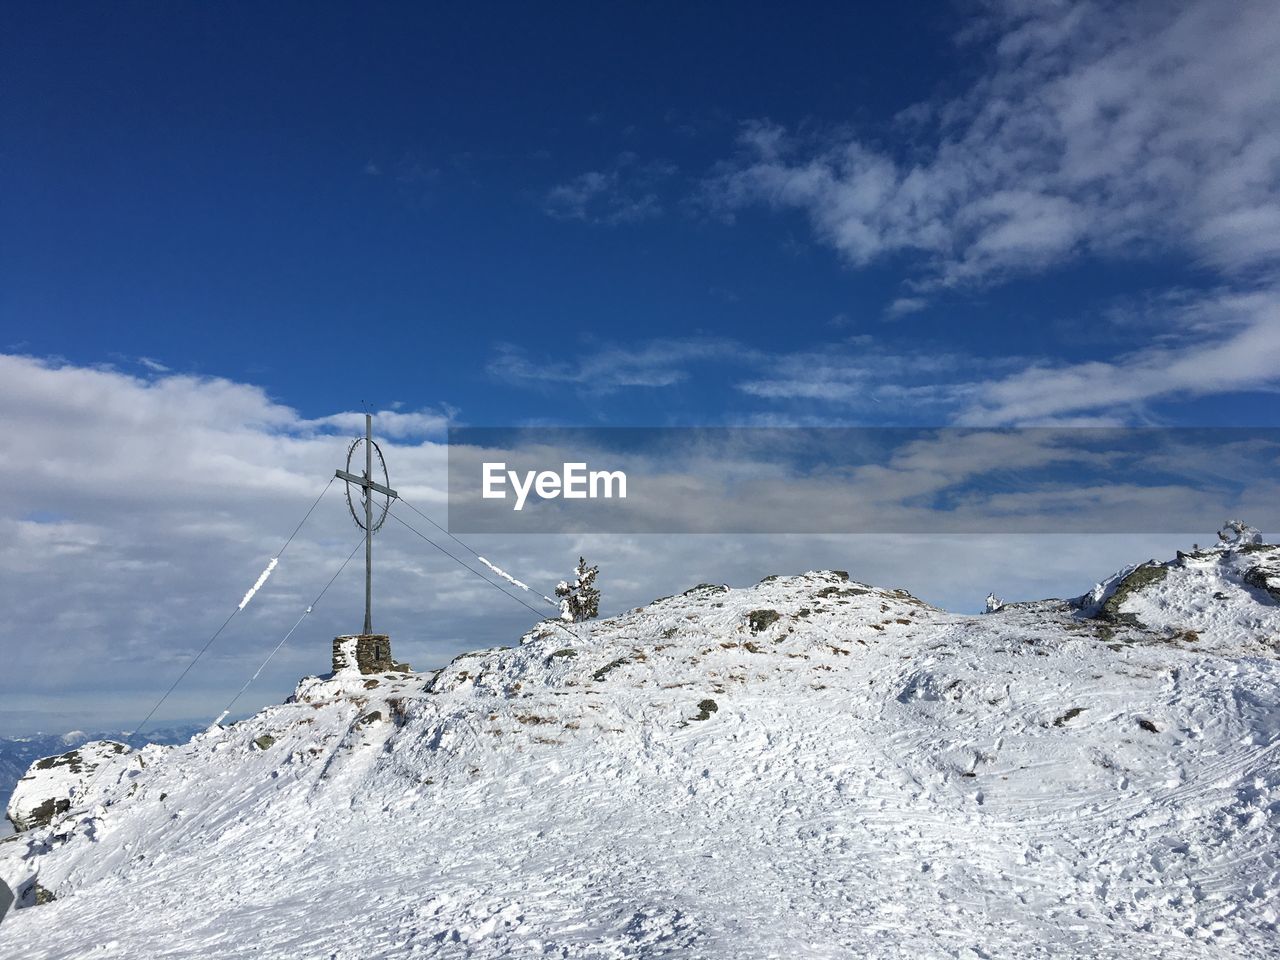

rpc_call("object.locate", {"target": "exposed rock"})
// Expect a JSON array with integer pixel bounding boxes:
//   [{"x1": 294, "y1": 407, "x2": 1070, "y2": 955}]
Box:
[
  {"x1": 1244, "y1": 563, "x2": 1280, "y2": 603},
  {"x1": 1054, "y1": 707, "x2": 1085, "y2": 727},
  {"x1": 20, "y1": 797, "x2": 70, "y2": 832},
  {"x1": 747, "y1": 610, "x2": 781, "y2": 633},
  {"x1": 682, "y1": 583, "x2": 729, "y2": 597},
  {"x1": 592, "y1": 658, "x2": 629, "y2": 682},
  {"x1": 814, "y1": 586, "x2": 870, "y2": 600},
  {"x1": 1098, "y1": 563, "x2": 1169, "y2": 627},
  {"x1": 691, "y1": 699, "x2": 718, "y2": 722}
]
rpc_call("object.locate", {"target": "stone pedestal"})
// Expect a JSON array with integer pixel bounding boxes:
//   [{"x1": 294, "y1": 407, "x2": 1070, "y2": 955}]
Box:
[{"x1": 332, "y1": 634, "x2": 410, "y2": 674}]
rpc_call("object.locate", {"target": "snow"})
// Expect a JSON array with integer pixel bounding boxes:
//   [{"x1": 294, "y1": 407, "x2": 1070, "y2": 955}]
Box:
[
  {"x1": 2, "y1": 548, "x2": 1279, "y2": 956},
  {"x1": 477, "y1": 556, "x2": 556, "y2": 606},
  {"x1": 237, "y1": 556, "x2": 278, "y2": 610}
]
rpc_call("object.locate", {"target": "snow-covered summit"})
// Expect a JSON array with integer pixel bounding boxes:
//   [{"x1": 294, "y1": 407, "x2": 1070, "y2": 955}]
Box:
[{"x1": 2, "y1": 548, "x2": 1279, "y2": 957}]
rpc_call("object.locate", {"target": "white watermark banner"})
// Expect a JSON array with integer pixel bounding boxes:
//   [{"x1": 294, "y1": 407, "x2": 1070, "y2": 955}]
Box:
[{"x1": 446, "y1": 427, "x2": 1280, "y2": 534}]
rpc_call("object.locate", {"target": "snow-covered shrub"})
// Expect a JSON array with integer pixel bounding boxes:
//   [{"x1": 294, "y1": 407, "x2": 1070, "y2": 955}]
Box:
[
  {"x1": 556, "y1": 556, "x2": 600, "y2": 622},
  {"x1": 1218, "y1": 519, "x2": 1263, "y2": 547}
]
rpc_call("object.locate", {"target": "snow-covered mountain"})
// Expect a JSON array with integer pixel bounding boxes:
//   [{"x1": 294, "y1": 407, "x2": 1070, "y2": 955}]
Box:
[{"x1": 2, "y1": 535, "x2": 1279, "y2": 957}]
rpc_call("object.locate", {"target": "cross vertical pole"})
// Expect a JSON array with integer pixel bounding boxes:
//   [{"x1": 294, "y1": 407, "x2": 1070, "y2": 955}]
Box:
[{"x1": 364, "y1": 413, "x2": 373, "y2": 635}]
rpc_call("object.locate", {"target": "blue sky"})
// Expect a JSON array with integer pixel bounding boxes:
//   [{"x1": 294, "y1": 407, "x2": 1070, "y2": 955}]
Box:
[
  {"x1": 2, "y1": 1, "x2": 1279, "y2": 734},
  {"x1": 7, "y1": 1, "x2": 1276, "y2": 428}
]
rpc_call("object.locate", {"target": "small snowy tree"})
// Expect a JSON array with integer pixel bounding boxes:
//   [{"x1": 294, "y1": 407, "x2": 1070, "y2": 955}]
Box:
[
  {"x1": 983, "y1": 592, "x2": 1004, "y2": 614},
  {"x1": 556, "y1": 556, "x2": 600, "y2": 623},
  {"x1": 1217, "y1": 520, "x2": 1263, "y2": 547}
]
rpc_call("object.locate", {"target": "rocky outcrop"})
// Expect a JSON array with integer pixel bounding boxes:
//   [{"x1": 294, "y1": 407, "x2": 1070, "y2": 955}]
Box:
[
  {"x1": 1244, "y1": 562, "x2": 1280, "y2": 603},
  {"x1": 1097, "y1": 563, "x2": 1169, "y2": 627},
  {"x1": 6, "y1": 741, "x2": 130, "y2": 833}
]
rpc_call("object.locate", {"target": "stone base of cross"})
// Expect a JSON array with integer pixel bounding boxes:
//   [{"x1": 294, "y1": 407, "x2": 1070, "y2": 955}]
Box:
[{"x1": 332, "y1": 634, "x2": 411, "y2": 675}]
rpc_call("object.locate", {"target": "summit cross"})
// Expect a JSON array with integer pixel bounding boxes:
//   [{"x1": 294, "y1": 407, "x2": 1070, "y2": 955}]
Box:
[{"x1": 335, "y1": 413, "x2": 398, "y2": 635}]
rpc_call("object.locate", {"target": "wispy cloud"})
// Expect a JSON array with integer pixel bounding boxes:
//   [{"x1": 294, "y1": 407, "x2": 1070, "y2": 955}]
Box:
[
  {"x1": 884, "y1": 298, "x2": 927, "y2": 319},
  {"x1": 491, "y1": 281, "x2": 1280, "y2": 426},
  {"x1": 724, "y1": 285, "x2": 1280, "y2": 426},
  {"x1": 956, "y1": 286, "x2": 1280, "y2": 425},
  {"x1": 489, "y1": 337, "x2": 748, "y2": 393},
  {"x1": 705, "y1": 0, "x2": 1280, "y2": 287},
  {"x1": 544, "y1": 154, "x2": 677, "y2": 225},
  {"x1": 734, "y1": 337, "x2": 1014, "y2": 416}
]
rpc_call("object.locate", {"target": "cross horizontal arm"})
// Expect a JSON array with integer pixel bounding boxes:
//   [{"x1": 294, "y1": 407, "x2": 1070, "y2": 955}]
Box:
[{"x1": 335, "y1": 469, "x2": 399, "y2": 499}]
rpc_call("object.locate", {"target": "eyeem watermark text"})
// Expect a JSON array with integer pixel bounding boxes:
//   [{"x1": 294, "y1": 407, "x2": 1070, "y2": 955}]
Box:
[{"x1": 482, "y1": 462, "x2": 627, "y2": 511}]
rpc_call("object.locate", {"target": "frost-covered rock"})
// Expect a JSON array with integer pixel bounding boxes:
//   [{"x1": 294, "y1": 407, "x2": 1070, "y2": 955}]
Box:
[
  {"x1": 1097, "y1": 561, "x2": 1170, "y2": 627},
  {"x1": 6, "y1": 740, "x2": 131, "y2": 833},
  {"x1": 1243, "y1": 558, "x2": 1280, "y2": 603},
  {"x1": 983, "y1": 591, "x2": 1004, "y2": 613}
]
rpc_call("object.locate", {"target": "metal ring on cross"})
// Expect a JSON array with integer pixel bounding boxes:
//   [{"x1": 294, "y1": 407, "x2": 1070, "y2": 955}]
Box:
[{"x1": 344, "y1": 437, "x2": 392, "y2": 532}]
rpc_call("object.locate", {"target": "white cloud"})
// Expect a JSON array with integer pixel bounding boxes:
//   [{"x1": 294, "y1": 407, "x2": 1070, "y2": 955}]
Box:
[
  {"x1": 707, "y1": 0, "x2": 1280, "y2": 286},
  {"x1": 305, "y1": 409, "x2": 454, "y2": 439},
  {"x1": 0, "y1": 355, "x2": 470, "y2": 732},
  {"x1": 884, "y1": 298, "x2": 927, "y2": 319}
]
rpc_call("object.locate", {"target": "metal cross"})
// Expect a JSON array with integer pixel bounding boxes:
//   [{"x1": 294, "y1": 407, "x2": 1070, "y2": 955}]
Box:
[{"x1": 335, "y1": 413, "x2": 398, "y2": 635}]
